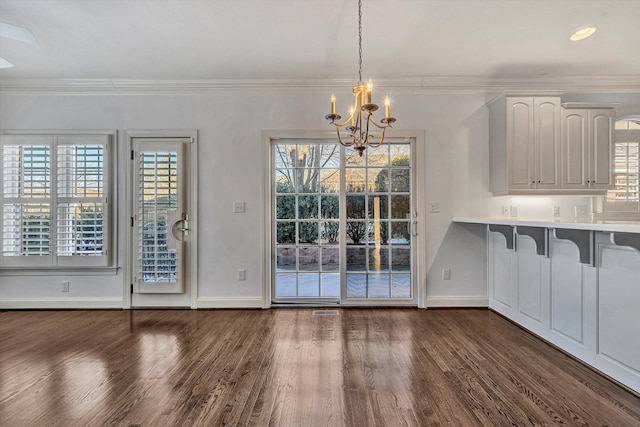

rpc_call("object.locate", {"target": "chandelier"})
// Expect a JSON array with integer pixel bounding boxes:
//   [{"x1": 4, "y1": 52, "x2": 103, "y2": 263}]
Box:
[{"x1": 325, "y1": 0, "x2": 396, "y2": 157}]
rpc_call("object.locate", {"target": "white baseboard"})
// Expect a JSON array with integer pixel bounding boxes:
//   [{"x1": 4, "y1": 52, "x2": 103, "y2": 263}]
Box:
[
  {"x1": 0, "y1": 296, "x2": 486, "y2": 310},
  {"x1": 0, "y1": 297, "x2": 123, "y2": 309},
  {"x1": 196, "y1": 297, "x2": 264, "y2": 309},
  {"x1": 426, "y1": 296, "x2": 489, "y2": 308}
]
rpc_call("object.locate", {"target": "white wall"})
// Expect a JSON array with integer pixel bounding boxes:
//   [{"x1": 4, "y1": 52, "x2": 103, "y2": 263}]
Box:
[
  {"x1": 2, "y1": 91, "x2": 635, "y2": 308},
  {"x1": 0, "y1": 91, "x2": 492, "y2": 307}
]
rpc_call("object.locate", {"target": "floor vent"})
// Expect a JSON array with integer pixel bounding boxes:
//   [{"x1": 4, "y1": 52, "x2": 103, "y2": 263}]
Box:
[{"x1": 312, "y1": 310, "x2": 339, "y2": 316}]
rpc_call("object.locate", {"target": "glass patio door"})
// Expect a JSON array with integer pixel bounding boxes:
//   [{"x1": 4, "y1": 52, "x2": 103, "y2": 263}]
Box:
[
  {"x1": 271, "y1": 138, "x2": 416, "y2": 305},
  {"x1": 343, "y1": 142, "x2": 414, "y2": 303},
  {"x1": 273, "y1": 142, "x2": 341, "y2": 302}
]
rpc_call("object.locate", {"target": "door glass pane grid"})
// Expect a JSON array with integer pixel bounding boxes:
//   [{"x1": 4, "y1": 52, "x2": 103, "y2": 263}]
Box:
[
  {"x1": 345, "y1": 143, "x2": 412, "y2": 300},
  {"x1": 275, "y1": 249, "x2": 340, "y2": 298},
  {"x1": 274, "y1": 143, "x2": 340, "y2": 299},
  {"x1": 137, "y1": 151, "x2": 178, "y2": 283}
]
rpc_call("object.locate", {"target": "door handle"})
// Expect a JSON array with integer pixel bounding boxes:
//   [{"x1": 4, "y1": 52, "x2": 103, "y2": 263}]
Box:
[{"x1": 171, "y1": 218, "x2": 189, "y2": 241}]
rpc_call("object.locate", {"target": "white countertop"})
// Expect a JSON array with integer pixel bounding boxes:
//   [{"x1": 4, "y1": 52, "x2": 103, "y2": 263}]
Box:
[{"x1": 453, "y1": 217, "x2": 640, "y2": 234}]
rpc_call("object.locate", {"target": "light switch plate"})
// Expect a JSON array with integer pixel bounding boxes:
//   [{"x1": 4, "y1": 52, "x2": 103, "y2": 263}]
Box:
[{"x1": 428, "y1": 201, "x2": 441, "y2": 213}]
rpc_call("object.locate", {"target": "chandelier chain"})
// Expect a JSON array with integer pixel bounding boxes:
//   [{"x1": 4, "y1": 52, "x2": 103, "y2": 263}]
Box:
[{"x1": 358, "y1": 0, "x2": 362, "y2": 83}]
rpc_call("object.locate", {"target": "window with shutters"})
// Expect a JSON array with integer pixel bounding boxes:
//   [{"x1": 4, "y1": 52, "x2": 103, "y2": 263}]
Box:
[
  {"x1": 605, "y1": 119, "x2": 640, "y2": 214},
  {"x1": 1, "y1": 133, "x2": 114, "y2": 268}
]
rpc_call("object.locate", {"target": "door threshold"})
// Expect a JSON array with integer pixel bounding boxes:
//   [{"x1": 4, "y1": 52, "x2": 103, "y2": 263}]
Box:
[
  {"x1": 130, "y1": 306, "x2": 191, "y2": 310},
  {"x1": 271, "y1": 302, "x2": 340, "y2": 308}
]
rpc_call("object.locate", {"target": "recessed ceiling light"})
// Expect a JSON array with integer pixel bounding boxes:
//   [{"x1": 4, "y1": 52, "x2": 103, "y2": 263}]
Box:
[{"x1": 570, "y1": 27, "x2": 597, "y2": 41}]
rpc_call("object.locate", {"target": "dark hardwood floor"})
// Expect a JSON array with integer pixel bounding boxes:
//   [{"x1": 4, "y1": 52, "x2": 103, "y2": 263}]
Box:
[{"x1": 1, "y1": 308, "x2": 638, "y2": 426}]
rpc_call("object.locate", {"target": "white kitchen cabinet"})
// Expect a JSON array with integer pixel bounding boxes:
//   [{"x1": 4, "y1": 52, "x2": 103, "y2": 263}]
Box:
[
  {"x1": 489, "y1": 96, "x2": 561, "y2": 195},
  {"x1": 487, "y1": 228, "x2": 515, "y2": 317},
  {"x1": 561, "y1": 105, "x2": 615, "y2": 191}
]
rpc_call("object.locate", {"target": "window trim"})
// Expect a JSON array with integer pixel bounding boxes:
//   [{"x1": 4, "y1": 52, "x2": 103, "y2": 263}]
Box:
[{"x1": 0, "y1": 130, "x2": 117, "y2": 271}]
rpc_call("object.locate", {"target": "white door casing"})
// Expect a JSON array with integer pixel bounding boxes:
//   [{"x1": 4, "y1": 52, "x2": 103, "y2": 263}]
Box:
[{"x1": 124, "y1": 131, "x2": 198, "y2": 308}]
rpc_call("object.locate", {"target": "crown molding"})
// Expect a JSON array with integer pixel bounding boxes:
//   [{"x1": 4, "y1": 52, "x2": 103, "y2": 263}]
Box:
[{"x1": 1, "y1": 75, "x2": 639, "y2": 95}]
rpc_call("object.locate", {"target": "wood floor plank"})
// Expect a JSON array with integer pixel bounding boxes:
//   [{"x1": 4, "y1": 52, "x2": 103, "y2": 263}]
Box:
[{"x1": 1, "y1": 308, "x2": 639, "y2": 426}]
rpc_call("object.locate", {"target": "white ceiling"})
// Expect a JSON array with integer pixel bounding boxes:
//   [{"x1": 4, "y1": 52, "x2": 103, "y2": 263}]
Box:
[{"x1": 0, "y1": 0, "x2": 639, "y2": 91}]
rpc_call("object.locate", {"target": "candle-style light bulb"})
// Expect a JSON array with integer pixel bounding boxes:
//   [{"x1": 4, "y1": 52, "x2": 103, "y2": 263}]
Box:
[
  {"x1": 366, "y1": 80, "x2": 373, "y2": 104},
  {"x1": 330, "y1": 94, "x2": 336, "y2": 115},
  {"x1": 384, "y1": 96, "x2": 391, "y2": 118},
  {"x1": 349, "y1": 105, "x2": 355, "y2": 126}
]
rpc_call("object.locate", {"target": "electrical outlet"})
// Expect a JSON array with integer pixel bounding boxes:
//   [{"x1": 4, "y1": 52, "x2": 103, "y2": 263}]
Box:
[
  {"x1": 233, "y1": 201, "x2": 246, "y2": 213},
  {"x1": 442, "y1": 268, "x2": 451, "y2": 280},
  {"x1": 510, "y1": 205, "x2": 518, "y2": 217},
  {"x1": 575, "y1": 205, "x2": 588, "y2": 217},
  {"x1": 552, "y1": 205, "x2": 560, "y2": 217},
  {"x1": 501, "y1": 205, "x2": 510, "y2": 216},
  {"x1": 237, "y1": 269, "x2": 246, "y2": 281},
  {"x1": 62, "y1": 281, "x2": 70, "y2": 292}
]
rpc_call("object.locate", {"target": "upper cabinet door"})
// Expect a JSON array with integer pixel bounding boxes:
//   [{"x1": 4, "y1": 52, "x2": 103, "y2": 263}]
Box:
[
  {"x1": 562, "y1": 109, "x2": 589, "y2": 190},
  {"x1": 534, "y1": 98, "x2": 561, "y2": 190},
  {"x1": 507, "y1": 98, "x2": 535, "y2": 190},
  {"x1": 590, "y1": 110, "x2": 614, "y2": 189}
]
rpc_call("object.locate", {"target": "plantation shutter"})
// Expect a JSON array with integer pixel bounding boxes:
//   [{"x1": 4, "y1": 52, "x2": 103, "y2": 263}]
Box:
[
  {"x1": 0, "y1": 134, "x2": 110, "y2": 268},
  {"x1": 56, "y1": 136, "x2": 110, "y2": 266}
]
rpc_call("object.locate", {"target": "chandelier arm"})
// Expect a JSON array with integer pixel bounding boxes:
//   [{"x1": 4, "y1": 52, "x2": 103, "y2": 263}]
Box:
[
  {"x1": 363, "y1": 112, "x2": 372, "y2": 145},
  {"x1": 368, "y1": 139, "x2": 383, "y2": 148},
  {"x1": 376, "y1": 126, "x2": 388, "y2": 146},
  {"x1": 369, "y1": 120, "x2": 391, "y2": 130},
  {"x1": 366, "y1": 122, "x2": 384, "y2": 148},
  {"x1": 331, "y1": 115, "x2": 354, "y2": 128},
  {"x1": 335, "y1": 126, "x2": 354, "y2": 147}
]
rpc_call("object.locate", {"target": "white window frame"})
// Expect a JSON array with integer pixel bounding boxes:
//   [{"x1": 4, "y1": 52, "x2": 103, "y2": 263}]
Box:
[
  {"x1": 0, "y1": 131, "x2": 117, "y2": 271},
  {"x1": 604, "y1": 119, "x2": 640, "y2": 216}
]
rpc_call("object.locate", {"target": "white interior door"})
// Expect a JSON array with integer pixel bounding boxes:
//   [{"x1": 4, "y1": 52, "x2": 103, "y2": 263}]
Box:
[{"x1": 130, "y1": 136, "x2": 193, "y2": 307}]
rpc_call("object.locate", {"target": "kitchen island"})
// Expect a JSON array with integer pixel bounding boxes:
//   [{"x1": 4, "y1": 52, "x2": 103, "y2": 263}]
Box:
[{"x1": 454, "y1": 217, "x2": 640, "y2": 395}]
